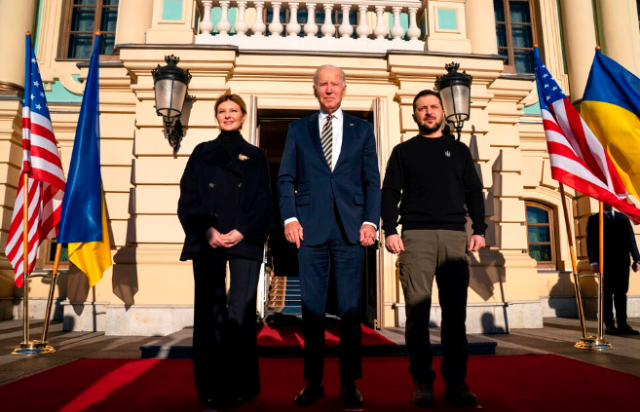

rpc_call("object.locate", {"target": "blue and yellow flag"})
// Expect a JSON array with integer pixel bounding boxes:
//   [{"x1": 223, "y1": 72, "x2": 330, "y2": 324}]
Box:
[
  {"x1": 582, "y1": 50, "x2": 640, "y2": 200},
  {"x1": 57, "y1": 34, "x2": 111, "y2": 286}
]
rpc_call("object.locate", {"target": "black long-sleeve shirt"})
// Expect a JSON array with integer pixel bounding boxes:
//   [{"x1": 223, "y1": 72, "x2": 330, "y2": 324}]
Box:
[{"x1": 381, "y1": 134, "x2": 487, "y2": 236}]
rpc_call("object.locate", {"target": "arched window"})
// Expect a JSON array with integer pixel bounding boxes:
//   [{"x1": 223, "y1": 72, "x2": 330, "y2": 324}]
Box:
[{"x1": 525, "y1": 201, "x2": 557, "y2": 268}]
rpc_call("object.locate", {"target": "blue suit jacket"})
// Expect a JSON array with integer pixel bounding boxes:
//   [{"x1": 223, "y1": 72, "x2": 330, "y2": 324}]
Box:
[{"x1": 278, "y1": 112, "x2": 381, "y2": 246}]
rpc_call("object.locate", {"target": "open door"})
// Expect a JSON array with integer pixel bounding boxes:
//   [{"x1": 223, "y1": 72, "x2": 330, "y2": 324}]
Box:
[{"x1": 361, "y1": 98, "x2": 385, "y2": 329}]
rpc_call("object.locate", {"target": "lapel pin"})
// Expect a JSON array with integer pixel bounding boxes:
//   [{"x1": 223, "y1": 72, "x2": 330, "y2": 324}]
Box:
[
  {"x1": 238, "y1": 154, "x2": 249, "y2": 161},
  {"x1": 350, "y1": 123, "x2": 355, "y2": 126}
]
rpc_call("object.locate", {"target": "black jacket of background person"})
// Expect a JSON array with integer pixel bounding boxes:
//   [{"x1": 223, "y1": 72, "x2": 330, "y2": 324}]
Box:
[
  {"x1": 178, "y1": 135, "x2": 273, "y2": 262},
  {"x1": 381, "y1": 134, "x2": 486, "y2": 236},
  {"x1": 587, "y1": 212, "x2": 640, "y2": 272}
]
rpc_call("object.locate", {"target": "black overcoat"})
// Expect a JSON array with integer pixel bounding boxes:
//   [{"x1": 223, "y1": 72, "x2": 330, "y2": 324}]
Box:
[{"x1": 177, "y1": 135, "x2": 273, "y2": 262}]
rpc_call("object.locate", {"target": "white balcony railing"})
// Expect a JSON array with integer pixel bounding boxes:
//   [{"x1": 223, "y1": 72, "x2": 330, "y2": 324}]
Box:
[{"x1": 195, "y1": 0, "x2": 424, "y2": 53}]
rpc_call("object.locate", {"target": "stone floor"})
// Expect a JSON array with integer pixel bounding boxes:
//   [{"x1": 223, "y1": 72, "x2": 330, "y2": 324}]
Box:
[{"x1": 1, "y1": 317, "x2": 639, "y2": 386}]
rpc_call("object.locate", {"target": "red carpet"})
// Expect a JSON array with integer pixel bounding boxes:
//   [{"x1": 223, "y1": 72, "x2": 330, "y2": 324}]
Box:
[
  {"x1": 2, "y1": 355, "x2": 639, "y2": 412},
  {"x1": 257, "y1": 324, "x2": 396, "y2": 351}
]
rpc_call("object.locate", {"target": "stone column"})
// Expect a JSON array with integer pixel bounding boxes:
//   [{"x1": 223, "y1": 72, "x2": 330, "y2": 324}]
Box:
[
  {"x1": 465, "y1": 0, "x2": 498, "y2": 55},
  {"x1": 596, "y1": 0, "x2": 640, "y2": 76},
  {"x1": 115, "y1": 0, "x2": 154, "y2": 47},
  {"x1": 558, "y1": 0, "x2": 597, "y2": 101},
  {"x1": 0, "y1": 0, "x2": 38, "y2": 92}
]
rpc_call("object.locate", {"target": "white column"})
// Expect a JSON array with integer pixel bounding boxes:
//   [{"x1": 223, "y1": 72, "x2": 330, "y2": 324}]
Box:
[
  {"x1": 373, "y1": 6, "x2": 386, "y2": 40},
  {"x1": 269, "y1": 2, "x2": 284, "y2": 36},
  {"x1": 321, "y1": 4, "x2": 336, "y2": 38},
  {"x1": 598, "y1": 0, "x2": 640, "y2": 76},
  {"x1": 390, "y1": 7, "x2": 404, "y2": 40},
  {"x1": 406, "y1": 7, "x2": 421, "y2": 41},
  {"x1": 465, "y1": 0, "x2": 498, "y2": 54},
  {"x1": 287, "y1": 3, "x2": 301, "y2": 37},
  {"x1": 304, "y1": 3, "x2": 319, "y2": 37},
  {"x1": 252, "y1": 2, "x2": 267, "y2": 36},
  {"x1": 200, "y1": 0, "x2": 214, "y2": 35},
  {"x1": 559, "y1": 0, "x2": 597, "y2": 100},
  {"x1": 356, "y1": 5, "x2": 370, "y2": 40},
  {"x1": 216, "y1": 1, "x2": 232, "y2": 36},
  {"x1": 338, "y1": 5, "x2": 353, "y2": 39},
  {"x1": 235, "y1": 1, "x2": 249, "y2": 36}
]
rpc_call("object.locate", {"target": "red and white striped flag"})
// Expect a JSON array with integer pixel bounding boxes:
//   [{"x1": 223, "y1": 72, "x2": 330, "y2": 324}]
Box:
[
  {"x1": 533, "y1": 48, "x2": 640, "y2": 223},
  {"x1": 4, "y1": 35, "x2": 65, "y2": 287}
]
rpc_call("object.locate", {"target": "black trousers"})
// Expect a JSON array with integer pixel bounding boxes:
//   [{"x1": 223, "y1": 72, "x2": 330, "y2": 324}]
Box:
[
  {"x1": 298, "y1": 211, "x2": 364, "y2": 385},
  {"x1": 603, "y1": 267, "x2": 631, "y2": 328},
  {"x1": 192, "y1": 254, "x2": 261, "y2": 400},
  {"x1": 399, "y1": 230, "x2": 470, "y2": 385}
]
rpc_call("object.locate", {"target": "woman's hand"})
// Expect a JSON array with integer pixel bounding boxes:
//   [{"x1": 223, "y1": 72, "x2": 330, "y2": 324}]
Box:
[
  {"x1": 220, "y1": 230, "x2": 244, "y2": 248},
  {"x1": 206, "y1": 227, "x2": 226, "y2": 249}
]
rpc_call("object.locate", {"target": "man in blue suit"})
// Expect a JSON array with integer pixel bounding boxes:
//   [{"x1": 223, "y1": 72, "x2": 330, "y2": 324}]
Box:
[{"x1": 278, "y1": 65, "x2": 381, "y2": 407}]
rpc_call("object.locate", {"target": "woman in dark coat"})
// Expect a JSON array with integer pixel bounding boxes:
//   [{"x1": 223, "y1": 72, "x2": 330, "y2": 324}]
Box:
[{"x1": 178, "y1": 94, "x2": 273, "y2": 408}]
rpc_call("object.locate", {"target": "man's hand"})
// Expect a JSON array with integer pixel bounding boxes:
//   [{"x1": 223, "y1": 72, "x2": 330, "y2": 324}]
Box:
[
  {"x1": 359, "y1": 225, "x2": 377, "y2": 247},
  {"x1": 206, "y1": 227, "x2": 226, "y2": 249},
  {"x1": 590, "y1": 263, "x2": 600, "y2": 274},
  {"x1": 385, "y1": 234, "x2": 405, "y2": 254},
  {"x1": 220, "y1": 230, "x2": 244, "y2": 248},
  {"x1": 468, "y1": 235, "x2": 486, "y2": 252},
  {"x1": 633, "y1": 262, "x2": 639, "y2": 273},
  {"x1": 284, "y1": 221, "x2": 304, "y2": 248}
]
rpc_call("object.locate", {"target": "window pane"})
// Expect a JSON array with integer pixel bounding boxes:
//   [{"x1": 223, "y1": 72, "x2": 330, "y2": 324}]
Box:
[
  {"x1": 74, "y1": 0, "x2": 97, "y2": 5},
  {"x1": 509, "y1": 1, "x2": 532, "y2": 23},
  {"x1": 527, "y1": 206, "x2": 549, "y2": 224},
  {"x1": 499, "y1": 47, "x2": 509, "y2": 65},
  {"x1": 496, "y1": 24, "x2": 507, "y2": 47},
  {"x1": 49, "y1": 242, "x2": 69, "y2": 262},
  {"x1": 71, "y1": 8, "x2": 96, "y2": 32},
  {"x1": 494, "y1": 0, "x2": 505, "y2": 22},
  {"x1": 529, "y1": 244, "x2": 552, "y2": 262},
  {"x1": 298, "y1": 9, "x2": 308, "y2": 25},
  {"x1": 528, "y1": 226, "x2": 550, "y2": 243},
  {"x1": 68, "y1": 33, "x2": 93, "y2": 58},
  {"x1": 514, "y1": 49, "x2": 534, "y2": 73},
  {"x1": 512, "y1": 25, "x2": 533, "y2": 48},
  {"x1": 103, "y1": 0, "x2": 119, "y2": 5},
  {"x1": 100, "y1": 34, "x2": 115, "y2": 55},
  {"x1": 100, "y1": 8, "x2": 118, "y2": 32}
]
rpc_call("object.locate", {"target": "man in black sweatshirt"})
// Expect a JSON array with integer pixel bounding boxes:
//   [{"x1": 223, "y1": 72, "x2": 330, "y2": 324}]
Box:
[{"x1": 381, "y1": 90, "x2": 486, "y2": 408}]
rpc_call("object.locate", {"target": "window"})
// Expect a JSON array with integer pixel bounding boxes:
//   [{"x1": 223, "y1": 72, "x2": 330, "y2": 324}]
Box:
[
  {"x1": 494, "y1": 0, "x2": 536, "y2": 74},
  {"x1": 41, "y1": 240, "x2": 70, "y2": 270},
  {"x1": 525, "y1": 202, "x2": 557, "y2": 268},
  {"x1": 60, "y1": 0, "x2": 119, "y2": 59}
]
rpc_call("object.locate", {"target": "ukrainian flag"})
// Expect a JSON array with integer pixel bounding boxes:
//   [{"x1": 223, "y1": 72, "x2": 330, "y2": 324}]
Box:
[
  {"x1": 582, "y1": 50, "x2": 640, "y2": 200},
  {"x1": 57, "y1": 34, "x2": 112, "y2": 286}
]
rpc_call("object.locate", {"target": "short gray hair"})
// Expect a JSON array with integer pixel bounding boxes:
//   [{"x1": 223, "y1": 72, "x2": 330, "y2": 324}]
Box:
[{"x1": 313, "y1": 65, "x2": 346, "y2": 86}]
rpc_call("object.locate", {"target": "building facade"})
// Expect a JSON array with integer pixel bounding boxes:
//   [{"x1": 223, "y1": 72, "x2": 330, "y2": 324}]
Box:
[{"x1": 1, "y1": 0, "x2": 640, "y2": 336}]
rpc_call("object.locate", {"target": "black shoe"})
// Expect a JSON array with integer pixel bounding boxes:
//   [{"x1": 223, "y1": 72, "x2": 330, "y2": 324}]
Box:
[
  {"x1": 340, "y1": 385, "x2": 364, "y2": 407},
  {"x1": 445, "y1": 382, "x2": 478, "y2": 407},
  {"x1": 605, "y1": 325, "x2": 621, "y2": 335},
  {"x1": 294, "y1": 383, "x2": 324, "y2": 406},
  {"x1": 199, "y1": 396, "x2": 225, "y2": 409},
  {"x1": 618, "y1": 325, "x2": 640, "y2": 335},
  {"x1": 412, "y1": 382, "x2": 434, "y2": 407}
]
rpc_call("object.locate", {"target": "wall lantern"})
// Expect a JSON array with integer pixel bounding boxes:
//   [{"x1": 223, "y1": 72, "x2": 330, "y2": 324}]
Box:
[
  {"x1": 152, "y1": 55, "x2": 192, "y2": 154},
  {"x1": 435, "y1": 62, "x2": 473, "y2": 141}
]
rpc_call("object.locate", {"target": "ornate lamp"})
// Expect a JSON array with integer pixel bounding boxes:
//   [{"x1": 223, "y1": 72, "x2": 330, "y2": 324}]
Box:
[
  {"x1": 152, "y1": 55, "x2": 192, "y2": 154},
  {"x1": 435, "y1": 62, "x2": 473, "y2": 141}
]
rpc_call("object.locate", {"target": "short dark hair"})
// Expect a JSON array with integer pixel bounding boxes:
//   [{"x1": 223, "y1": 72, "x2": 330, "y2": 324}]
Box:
[
  {"x1": 412, "y1": 89, "x2": 443, "y2": 112},
  {"x1": 214, "y1": 93, "x2": 247, "y2": 115}
]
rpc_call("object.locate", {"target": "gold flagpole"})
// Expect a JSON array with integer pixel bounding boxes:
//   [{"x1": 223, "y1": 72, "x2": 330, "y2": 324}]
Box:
[
  {"x1": 20, "y1": 173, "x2": 30, "y2": 345},
  {"x1": 593, "y1": 201, "x2": 612, "y2": 349},
  {"x1": 558, "y1": 184, "x2": 594, "y2": 347},
  {"x1": 40, "y1": 243, "x2": 62, "y2": 350}
]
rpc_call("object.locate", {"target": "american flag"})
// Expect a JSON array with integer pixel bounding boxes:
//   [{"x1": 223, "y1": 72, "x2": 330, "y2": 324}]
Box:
[
  {"x1": 533, "y1": 48, "x2": 640, "y2": 223},
  {"x1": 4, "y1": 35, "x2": 65, "y2": 287}
]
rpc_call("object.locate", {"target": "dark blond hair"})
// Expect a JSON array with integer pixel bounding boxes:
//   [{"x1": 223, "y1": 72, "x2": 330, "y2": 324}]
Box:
[{"x1": 214, "y1": 93, "x2": 247, "y2": 115}]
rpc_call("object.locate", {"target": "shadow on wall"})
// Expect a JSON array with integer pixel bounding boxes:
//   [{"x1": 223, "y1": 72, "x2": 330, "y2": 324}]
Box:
[
  {"x1": 547, "y1": 271, "x2": 579, "y2": 318},
  {"x1": 481, "y1": 312, "x2": 505, "y2": 333}
]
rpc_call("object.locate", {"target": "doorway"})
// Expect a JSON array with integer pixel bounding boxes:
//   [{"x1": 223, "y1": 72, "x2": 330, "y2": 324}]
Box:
[{"x1": 257, "y1": 107, "x2": 381, "y2": 329}]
